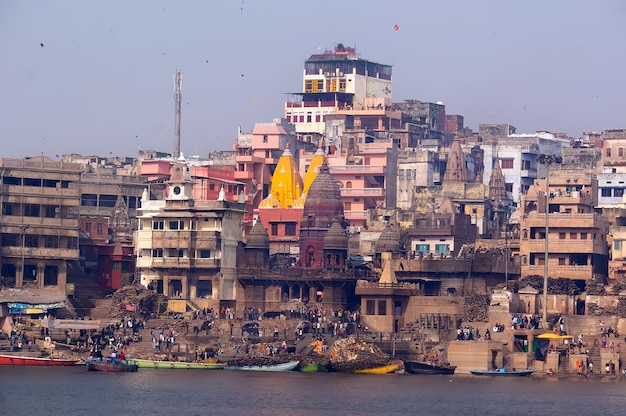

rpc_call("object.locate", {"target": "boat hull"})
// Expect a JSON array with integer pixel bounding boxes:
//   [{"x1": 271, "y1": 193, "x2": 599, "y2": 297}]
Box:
[
  {"x1": 470, "y1": 369, "x2": 534, "y2": 377},
  {"x1": 300, "y1": 363, "x2": 327, "y2": 372},
  {"x1": 135, "y1": 359, "x2": 225, "y2": 370},
  {"x1": 226, "y1": 360, "x2": 300, "y2": 372},
  {"x1": 404, "y1": 361, "x2": 456, "y2": 375},
  {"x1": 352, "y1": 363, "x2": 399, "y2": 374},
  {"x1": 87, "y1": 359, "x2": 139, "y2": 372},
  {"x1": 0, "y1": 354, "x2": 79, "y2": 366}
]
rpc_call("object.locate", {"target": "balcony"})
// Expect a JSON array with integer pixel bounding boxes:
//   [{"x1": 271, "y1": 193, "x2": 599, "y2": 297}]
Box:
[
  {"x1": 330, "y1": 165, "x2": 385, "y2": 175},
  {"x1": 522, "y1": 213, "x2": 602, "y2": 228},
  {"x1": 524, "y1": 239, "x2": 607, "y2": 254},
  {"x1": 1, "y1": 246, "x2": 79, "y2": 260},
  {"x1": 525, "y1": 264, "x2": 593, "y2": 280},
  {"x1": 345, "y1": 210, "x2": 368, "y2": 220},
  {"x1": 340, "y1": 188, "x2": 384, "y2": 198}
]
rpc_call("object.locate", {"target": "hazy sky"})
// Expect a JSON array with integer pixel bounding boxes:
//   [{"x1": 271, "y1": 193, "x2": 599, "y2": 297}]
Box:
[{"x1": 1, "y1": 1, "x2": 625, "y2": 159}]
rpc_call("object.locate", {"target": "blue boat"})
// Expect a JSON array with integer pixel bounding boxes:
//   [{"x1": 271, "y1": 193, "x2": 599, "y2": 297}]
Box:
[{"x1": 470, "y1": 368, "x2": 534, "y2": 377}]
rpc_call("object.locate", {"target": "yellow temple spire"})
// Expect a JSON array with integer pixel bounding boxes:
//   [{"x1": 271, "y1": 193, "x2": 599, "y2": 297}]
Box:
[
  {"x1": 303, "y1": 138, "x2": 326, "y2": 195},
  {"x1": 267, "y1": 142, "x2": 304, "y2": 208}
]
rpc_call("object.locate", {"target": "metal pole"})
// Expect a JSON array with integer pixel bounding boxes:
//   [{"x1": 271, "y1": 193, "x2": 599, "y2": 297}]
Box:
[{"x1": 542, "y1": 163, "x2": 549, "y2": 328}]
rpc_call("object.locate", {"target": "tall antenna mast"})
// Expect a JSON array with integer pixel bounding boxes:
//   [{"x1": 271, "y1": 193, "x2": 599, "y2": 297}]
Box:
[{"x1": 173, "y1": 70, "x2": 182, "y2": 159}]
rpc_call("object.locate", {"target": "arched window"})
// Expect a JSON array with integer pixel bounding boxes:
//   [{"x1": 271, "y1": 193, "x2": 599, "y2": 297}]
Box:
[
  {"x1": 523, "y1": 229, "x2": 528, "y2": 239},
  {"x1": 346, "y1": 181, "x2": 353, "y2": 189}
]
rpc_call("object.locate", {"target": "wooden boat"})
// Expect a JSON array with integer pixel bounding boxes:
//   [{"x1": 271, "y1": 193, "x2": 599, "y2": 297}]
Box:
[
  {"x1": 404, "y1": 361, "x2": 456, "y2": 375},
  {"x1": 226, "y1": 360, "x2": 300, "y2": 372},
  {"x1": 470, "y1": 368, "x2": 534, "y2": 377},
  {"x1": 87, "y1": 358, "x2": 139, "y2": 372},
  {"x1": 0, "y1": 353, "x2": 80, "y2": 367},
  {"x1": 135, "y1": 359, "x2": 225, "y2": 370},
  {"x1": 352, "y1": 363, "x2": 399, "y2": 374},
  {"x1": 300, "y1": 363, "x2": 327, "y2": 372}
]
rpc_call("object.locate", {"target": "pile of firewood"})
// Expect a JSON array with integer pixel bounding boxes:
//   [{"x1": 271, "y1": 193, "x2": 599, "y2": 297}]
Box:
[
  {"x1": 108, "y1": 284, "x2": 165, "y2": 319},
  {"x1": 226, "y1": 356, "x2": 293, "y2": 367},
  {"x1": 327, "y1": 337, "x2": 391, "y2": 372},
  {"x1": 463, "y1": 294, "x2": 490, "y2": 322}
]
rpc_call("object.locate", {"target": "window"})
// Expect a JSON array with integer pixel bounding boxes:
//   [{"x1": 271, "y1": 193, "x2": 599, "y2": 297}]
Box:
[
  {"x1": 169, "y1": 220, "x2": 184, "y2": 230},
  {"x1": 199, "y1": 249, "x2": 211, "y2": 258},
  {"x1": 25, "y1": 235, "x2": 38, "y2": 248},
  {"x1": 620, "y1": 148, "x2": 624, "y2": 157},
  {"x1": 85, "y1": 222, "x2": 91, "y2": 232},
  {"x1": 97, "y1": 223, "x2": 103, "y2": 234},
  {"x1": 601, "y1": 188, "x2": 612, "y2": 197},
  {"x1": 339, "y1": 79, "x2": 346, "y2": 92},
  {"x1": 416, "y1": 244, "x2": 429, "y2": 255},
  {"x1": 581, "y1": 233, "x2": 587, "y2": 240},
  {"x1": 435, "y1": 244, "x2": 450, "y2": 256},
  {"x1": 378, "y1": 300, "x2": 387, "y2": 316},
  {"x1": 152, "y1": 249, "x2": 163, "y2": 258},
  {"x1": 23, "y1": 203, "x2": 40, "y2": 217},
  {"x1": 558, "y1": 258, "x2": 566, "y2": 266},
  {"x1": 615, "y1": 241, "x2": 622, "y2": 250},
  {"x1": 399, "y1": 169, "x2": 405, "y2": 180},
  {"x1": 570, "y1": 233, "x2": 577, "y2": 239},
  {"x1": 366, "y1": 300, "x2": 375, "y2": 315},
  {"x1": 606, "y1": 148, "x2": 611, "y2": 157},
  {"x1": 616, "y1": 189, "x2": 624, "y2": 198},
  {"x1": 44, "y1": 235, "x2": 59, "y2": 248},
  {"x1": 2, "y1": 202, "x2": 18, "y2": 215},
  {"x1": 112, "y1": 262, "x2": 121, "y2": 271},
  {"x1": 271, "y1": 223, "x2": 278, "y2": 236},
  {"x1": 559, "y1": 232, "x2": 565, "y2": 239},
  {"x1": 1, "y1": 234, "x2": 18, "y2": 246},
  {"x1": 43, "y1": 205, "x2": 58, "y2": 218},
  {"x1": 306, "y1": 113, "x2": 312, "y2": 123},
  {"x1": 263, "y1": 135, "x2": 268, "y2": 143},
  {"x1": 501, "y1": 159, "x2": 514, "y2": 169},
  {"x1": 285, "y1": 223, "x2": 296, "y2": 236},
  {"x1": 152, "y1": 221, "x2": 164, "y2": 230}
]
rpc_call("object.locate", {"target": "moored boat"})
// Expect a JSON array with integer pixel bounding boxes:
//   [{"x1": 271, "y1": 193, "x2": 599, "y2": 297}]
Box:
[
  {"x1": 470, "y1": 368, "x2": 534, "y2": 377},
  {"x1": 352, "y1": 363, "x2": 399, "y2": 374},
  {"x1": 0, "y1": 353, "x2": 80, "y2": 367},
  {"x1": 87, "y1": 358, "x2": 139, "y2": 372},
  {"x1": 404, "y1": 360, "x2": 456, "y2": 375},
  {"x1": 135, "y1": 359, "x2": 225, "y2": 370},
  {"x1": 300, "y1": 362, "x2": 327, "y2": 372},
  {"x1": 226, "y1": 360, "x2": 300, "y2": 372}
]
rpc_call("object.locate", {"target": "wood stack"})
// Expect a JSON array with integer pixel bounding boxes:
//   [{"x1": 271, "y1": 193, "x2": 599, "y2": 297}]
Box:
[
  {"x1": 463, "y1": 294, "x2": 490, "y2": 322},
  {"x1": 108, "y1": 285, "x2": 165, "y2": 318},
  {"x1": 327, "y1": 337, "x2": 391, "y2": 372}
]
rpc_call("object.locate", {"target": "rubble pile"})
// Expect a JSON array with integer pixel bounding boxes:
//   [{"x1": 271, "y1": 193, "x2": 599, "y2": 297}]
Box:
[
  {"x1": 107, "y1": 285, "x2": 165, "y2": 319},
  {"x1": 617, "y1": 298, "x2": 626, "y2": 318},
  {"x1": 463, "y1": 294, "x2": 490, "y2": 322},
  {"x1": 327, "y1": 337, "x2": 391, "y2": 372}
]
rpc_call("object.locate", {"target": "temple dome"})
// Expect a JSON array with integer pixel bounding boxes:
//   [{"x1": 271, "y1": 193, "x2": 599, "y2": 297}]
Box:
[
  {"x1": 246, "y1": 220, "x2": 270, "y2": 249},
  {"x1": 258, "y1": 194, "x2": 280, "y2": 209},
  {"x1": 301, "y1": 159, "x2": 344, "y2": 228},
  {"x1": 375, "y1": 225, "x2": 401, "y2": 253},
  {"x1": 323, "y1": 221, "x2": 348, "y2": 250}
]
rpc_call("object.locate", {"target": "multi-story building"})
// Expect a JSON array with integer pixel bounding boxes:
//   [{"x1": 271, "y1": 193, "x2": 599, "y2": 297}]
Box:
[
  {"x1": 135, "y1": 158, "x2": 245, "y2": 310},
  {"x1": 0, "y1": 156, "x2": 82, "y2": 291},
  {"x1": 519, "y1": 169, "x2": 609, "y2": 284},
  {"x1": 603, "y1": 128, "x2": 626, "y2": 173},
  {"x1": 285, "y1": 43, "x2": 393, "y2": 143}
]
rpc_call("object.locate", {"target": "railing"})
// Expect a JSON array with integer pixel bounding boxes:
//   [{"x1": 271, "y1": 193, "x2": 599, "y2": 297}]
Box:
[
  {"x1": 344, "y1": 210, "x2": 368, "y2": 219},
  {"x1": 330, "y1": 165, "x2": 385, "y2": 174},
  {"x1": 340, "y1": 188, "x2": 384, "y2": 197}
]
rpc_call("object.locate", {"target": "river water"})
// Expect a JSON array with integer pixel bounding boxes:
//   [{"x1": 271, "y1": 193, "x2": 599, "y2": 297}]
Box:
[{"x1": 1, "y1": 366, "x2": 625, "y2": 416}]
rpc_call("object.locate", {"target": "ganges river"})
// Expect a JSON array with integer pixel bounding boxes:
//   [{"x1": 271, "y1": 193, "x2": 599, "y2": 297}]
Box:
[{"x1": 2, "y1": 366, "x2": 626, "y2": 416}]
